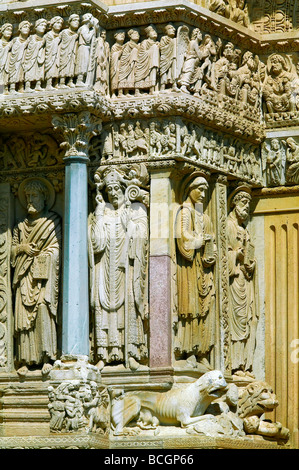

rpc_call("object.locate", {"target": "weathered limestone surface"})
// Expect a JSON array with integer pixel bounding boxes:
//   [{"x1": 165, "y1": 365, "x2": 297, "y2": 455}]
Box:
[{"x1": 0, "y1": 0, "x2": 297, "y2": 450}]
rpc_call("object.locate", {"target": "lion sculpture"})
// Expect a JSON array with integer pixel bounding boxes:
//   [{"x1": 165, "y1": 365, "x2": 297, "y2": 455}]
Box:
[
  {"x1": 111, "y1": 370, "x2": 228, "y2": 435},
  {"x1": 238, "y1": 381, "x2": 289, "y2": 440}
]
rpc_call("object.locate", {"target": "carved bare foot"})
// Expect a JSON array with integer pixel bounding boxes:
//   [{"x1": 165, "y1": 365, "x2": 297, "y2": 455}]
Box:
[
  {"x1": 17, "y1": 365, "x2": 28, "y2": 377},
  {"x1": 41, "y1": 363, "x2": 53, "y2": 376},
  {"x1": 128, "y1": 357, "x2": 140, "y2": 371},
  {"x1": 96, "y1": 360, "x2": 105, "y2": 371},
  {"x1": 180, "y1": 85, "x2": 189, "y2": 94}
]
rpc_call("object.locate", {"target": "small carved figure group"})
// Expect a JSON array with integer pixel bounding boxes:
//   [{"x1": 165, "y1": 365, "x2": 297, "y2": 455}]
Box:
[
  {"x1": 48, "y1": 381, "x2": 109, "y2": 433},
  {"x1": 262, "y1": 136, "x2": 299, "y2": 187},
  {"x1": 0, "y1": 16, "x2": 262, "y2": 110},
  {"x1": 209, "y1": 0, "x2": 249, "y2": 27},
  {"x1": 0, "y1": 14, "x2": 107, "y2": 93}
]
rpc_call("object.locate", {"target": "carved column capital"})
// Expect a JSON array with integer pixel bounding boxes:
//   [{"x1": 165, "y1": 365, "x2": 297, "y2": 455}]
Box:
[{"x1": 52, "y1": 111, "x2": 102, "y2": 160}]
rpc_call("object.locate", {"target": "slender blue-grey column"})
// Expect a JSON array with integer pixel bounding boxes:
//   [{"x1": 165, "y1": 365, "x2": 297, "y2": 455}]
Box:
[
  {"x1": 62, "y1": 155, "x2": 89, "y2": 356},
  {"x1": 52, "y1": 112, "x2": 101, "y2": 358}
]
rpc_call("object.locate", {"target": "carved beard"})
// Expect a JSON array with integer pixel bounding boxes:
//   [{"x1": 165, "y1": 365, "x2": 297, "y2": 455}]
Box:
[
  {"x1": 235, "y1": 204, "x2": 248, "y2": 223},
  {"x1": 27, "y1": 201, "x2": 44, "y2": 215}
]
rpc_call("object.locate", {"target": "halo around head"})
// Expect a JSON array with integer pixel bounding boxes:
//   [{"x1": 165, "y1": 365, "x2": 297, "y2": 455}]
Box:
[{"x1": 18, "y1": 177, "x2": 56, "y2": 210}]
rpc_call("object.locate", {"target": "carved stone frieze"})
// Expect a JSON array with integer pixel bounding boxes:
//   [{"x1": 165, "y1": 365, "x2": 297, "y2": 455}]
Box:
[
  {"x1": 262, "y1": 136, "x2": 299, "y2": 187},
  {"x1": 48, "y1": 380, "x2": 109, "y2": 434},
  {"x1": 88, "y1": 117, "x2": 263, "y2": 184}
]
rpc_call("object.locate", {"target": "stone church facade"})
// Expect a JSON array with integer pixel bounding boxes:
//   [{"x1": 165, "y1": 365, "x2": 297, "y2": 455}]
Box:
[{"x1": 0, "y1": 0, "x2": 297, "y2": 449}]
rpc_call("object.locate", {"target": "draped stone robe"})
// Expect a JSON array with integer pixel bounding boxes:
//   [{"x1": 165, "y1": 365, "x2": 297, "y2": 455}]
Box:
[
  {"x1": 8, "y1": 36, "x2": 28, "y2": 86},
  {"x1": 227, "y1": 211, "x2": 258, "y2": 372},
  {"x1": 58, "y1": 29, "x2": 78, "y2": 79},
  {"x1": 175, "y1": 203, "x2": 216, "y2": 361},
  {"x1": 135, "y1": 38, "x2": 159, "y2": 90},
  {"x1": 23, "y1": 34, "x2": 46, "y2": 83},
  {"x1": 0, "y1": 38, "x2": 12, "y2": 87},
  {"x1": 45, "y1": 30, "x2": 61, "y2": 81},
  {"x1": 160, "y1": 35, "x2": 177, "y2": 86},
  {"x1": 118, "y1": 40, "x2": 139, "y2": 90},
  {"x1": 11, "y1": 211, "x2": 61, "y2": 365},
  {"x1": 89, "y1": 202, "x2": 148, "y2": 365}
]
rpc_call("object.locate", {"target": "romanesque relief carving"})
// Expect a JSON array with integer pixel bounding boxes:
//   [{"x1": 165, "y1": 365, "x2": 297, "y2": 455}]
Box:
[
  {"x1": 111, "y1": 370, "x2": 228, "y2": 435},
  {"x1": 109, "y1": 30, "x2": 125, "y2": 99},
  {"x1": 262, "y1": 138, "x2": 283, "y2": 187},
  {"x1": 180, "y1": 122, "x2": 262, "y2": 182},
  {"x1": 109, "y1": 370, "x2": 290, "y2": 440},
  {"x1": 0, "y1": 13, "x2": 263, "y2": 119},
  {"x1": 250, "y1": 0, "x2": 296, "y2": 34},
  {"x1": 44, "y1": 16, "x2": 64, "y2": 91},
  {"x1": 7, "y1": 20, "x2": 31, "y2": 94},
  {"x1": 23, "y1": 18, "x2": 48, "y2": 93},
  {"x1": 0, "y1": 23, "x2": 13, "y2": 94},
  {"x1": 11, "y1": 178, "x2": 61, "y2": 377},
  {"x1": 0, "y1": 186, "x2": 11, "y2": 369},
  {"x1": 262, "y1": 54, "x2": 295, "y2": 114},
  {"x1": 160, "y1": 24, "x2": 179, "y2": 93},
  {"x1": 94, "y1": 28, "x2": 110, "y2": 95},
  {"x1": 227, "y1": 186, "x2": 259, "y2": 375},
  {"x1": 261, "y1": 136, "x2": 299, "y2": 187},
  {"x1": 283, "y1": 137, "x2": 299, "y2": 185},
  {"x1": 48, "y1": 381, "x2": 109, "y2": 434},
  {"x1": 0, "y1": 132, "x2": 63, "y2": 170},
  {"x1": 174, "y1": 174, "x2": 217, "y2": 369},
  {"x1": 88, "y1": 164, "x2": 149, "y2": 371},
  {"x1": 238, "y1": 381, "x2": 290, "y2": 441},
  {"x1": 52, "y1": 111, "x2": 102, "y2": 158},
  {"x1": 135, "y1": 25, "x2": 159, "y2": 96},
  {"x1": 90, "y1": 119, "x2": 262, "y2": 182},
  {"x1": 75, "y1": 13, "x2": 97, "y2": 88},
  {"x1": 209, "y1": 0, "x2": 249, "y2": 27}
]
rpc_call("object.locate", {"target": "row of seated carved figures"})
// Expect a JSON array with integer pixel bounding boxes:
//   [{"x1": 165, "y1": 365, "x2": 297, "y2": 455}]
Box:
[{"x1": 0, "y1": 14, "x2": 261, "y2": 107}]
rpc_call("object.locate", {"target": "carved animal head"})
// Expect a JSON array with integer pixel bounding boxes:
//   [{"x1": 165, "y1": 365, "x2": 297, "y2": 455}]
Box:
[
  {"x1": 238, "y1": 381, "x2": 279, "y2": 419},
  {"x1": 197, "y1": 370, "x2": 228, "y2": 399}
]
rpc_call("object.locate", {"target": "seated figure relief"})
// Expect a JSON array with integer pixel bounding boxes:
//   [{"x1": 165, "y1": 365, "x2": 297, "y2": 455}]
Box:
[
  {"x1": 209, "y1": 0, "x2": 249, "y2": 27},
  {"x1": 262, "y1": 54, "x2": 295, "y2": 114}
]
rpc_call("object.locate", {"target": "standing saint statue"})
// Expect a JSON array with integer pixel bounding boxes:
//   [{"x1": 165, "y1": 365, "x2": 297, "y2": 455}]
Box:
[
  {"x1": 23, "y1": 18, "x2": 47, "y2": 92},
  {"x1": 11, "y1": 178, "x2": 61, "y2": 377},
  {"x1": 227, "y1": 186, "x2": 259, "y2": 375},
  {"x1": 75, "y1": 13, "x2": 97, "y2": 87},
  {"x1": 44, "y1": 16, "x2": 64, "y2": 91},
  {"x1": 89, "y1": 166, "x2": 149, "y2": 371},
  {"x1": 0, "y1": 23, "x2": 13, "y2": 94},
  {"x1": 118, "y1": 28, "x2": 140, "y2": 97},
  {"x1": 58, "y1": 14, "x2": 80, "y2": 88},
  {"x1": 135, "y1": 24, "x2": 160, "y2": 95},
  {"x1": 159, "y1": 24, "x2": 178, "y2": 92},
  {"x1": 175, "y1": 175, "x2": 217, "y2": 368},
  {"x1": 7, "y1": 20, "x2": 31, "y2": 93},
  {"x1": 109, "y1": 30, "x2": 125, "y2": 98}
]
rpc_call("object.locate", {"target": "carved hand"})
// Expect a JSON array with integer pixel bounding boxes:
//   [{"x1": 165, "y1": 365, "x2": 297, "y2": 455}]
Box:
[
  {"x1": 19, "y1": 243, "x2": 39, "y2": 257},
  {"x1": 237, "y1": 247, "x2": 245, "y2": 262}
]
